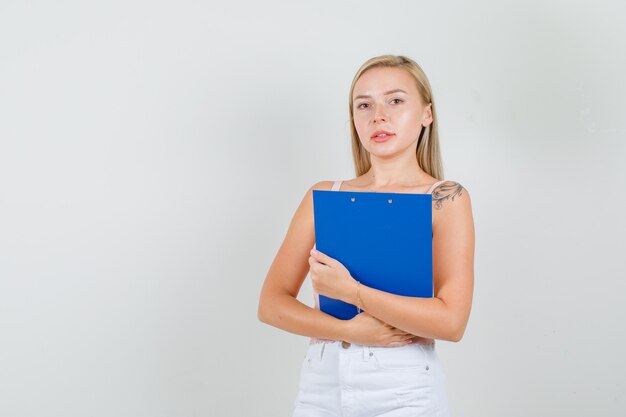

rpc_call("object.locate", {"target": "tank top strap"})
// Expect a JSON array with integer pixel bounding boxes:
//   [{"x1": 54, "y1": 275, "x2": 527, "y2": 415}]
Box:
[
  {"x1": 331, "y1": 180, "x2": 343, "y2": 191},
  {"x1": 426, "y1": 180, "x2": 446, "y2": 194}
]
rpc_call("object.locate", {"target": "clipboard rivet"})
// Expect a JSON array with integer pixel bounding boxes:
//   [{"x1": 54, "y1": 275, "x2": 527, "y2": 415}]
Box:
[
  {"x1": 388, "y1": 199, "x2": 393, "y2": 203},
  {"x1": 351, "y1": 197, "x2": 356, "y2": 202}
]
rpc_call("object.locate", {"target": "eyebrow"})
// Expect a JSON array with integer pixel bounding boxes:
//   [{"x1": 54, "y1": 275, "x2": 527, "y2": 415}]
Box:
[{"x1": 353, "y1": 89, "x2": 408, "y2": 102}]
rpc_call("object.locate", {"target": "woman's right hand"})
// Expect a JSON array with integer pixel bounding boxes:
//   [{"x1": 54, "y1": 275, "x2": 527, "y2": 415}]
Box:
[{"x1": 344, "y1": 311, "x2": 415, "y2": 347}]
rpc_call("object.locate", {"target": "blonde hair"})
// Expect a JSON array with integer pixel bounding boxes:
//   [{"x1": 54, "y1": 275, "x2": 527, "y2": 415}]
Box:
[{"x1": 348, "y1": 55, "x2": 444, "y2": 180}]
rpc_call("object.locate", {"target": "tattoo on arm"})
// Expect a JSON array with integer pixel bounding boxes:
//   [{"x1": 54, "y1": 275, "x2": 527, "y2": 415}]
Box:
[{"x1": 432, "y1": 181, "x2": 464, "y2": 210}]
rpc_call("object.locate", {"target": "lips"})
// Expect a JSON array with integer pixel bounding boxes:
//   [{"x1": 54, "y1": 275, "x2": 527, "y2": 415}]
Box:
[
  {"x1": 371, "y1": 130, "x2": 395, "y2": 139},
  {"x1": 371, "y1": 130, "x2": 395, "y2": 142}
]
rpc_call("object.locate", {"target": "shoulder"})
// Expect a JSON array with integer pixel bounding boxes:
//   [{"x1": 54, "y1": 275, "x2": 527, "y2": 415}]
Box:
[
  {"x1": 431, "y1": 180, "x2": 471, "y2": 210},
  {"x1": 431, "y1": 180, "x2": 474, "y2": 237},
  {"x1": 297, "y1": 180, "x2": 337, "y2": 208},
  {"x1": 284, "y1": 181, "x2": 337, "y2": 243},
  {"x1": 301, "y1": 180, "x2": 335, "y2": 198},
  {"x1": 311, "y1": 180, "x2": 335, "y2": 191},
  {"x1": 288, "y1": 181, "x2": 337, "y2": 231}
]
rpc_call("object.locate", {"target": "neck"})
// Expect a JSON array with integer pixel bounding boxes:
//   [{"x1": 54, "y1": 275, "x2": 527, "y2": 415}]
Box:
[{"x1": 366, "y1": 159, "x2": 425, "y2": 188}]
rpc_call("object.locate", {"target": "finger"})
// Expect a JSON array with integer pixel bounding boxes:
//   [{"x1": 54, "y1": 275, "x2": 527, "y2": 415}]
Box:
[
  {"x1": 386, "y1": 340, "x2": 410, "y2": 347},
  {"x1": 310, "y1": 248, "x2": 334, "y2": 266},
  {"x1": 388, "y1": 334, "x2": 413, "y2": 343},
  {"x1": 390, "y1": 327, "x2": 412, "y2": 336},
  {"x1": 308, "y1": 257, "x2": 323, "y2": 269},
  {"x1": 309, "y1": 254, "x2": 322, "y2": 264}
]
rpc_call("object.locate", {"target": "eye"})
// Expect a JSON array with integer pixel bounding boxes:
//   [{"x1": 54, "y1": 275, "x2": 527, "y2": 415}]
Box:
[
  {"x1": 391, "y1": 98, "x2": 403, "y2": 104},
  {"x1": 356, "y1": 102, "x2": 369, "y2": 109}
]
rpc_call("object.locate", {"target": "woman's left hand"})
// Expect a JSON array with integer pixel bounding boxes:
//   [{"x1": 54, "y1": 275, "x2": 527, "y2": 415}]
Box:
[{"x1": 308, "y1": 248, "x2": 357, "y2": 303}]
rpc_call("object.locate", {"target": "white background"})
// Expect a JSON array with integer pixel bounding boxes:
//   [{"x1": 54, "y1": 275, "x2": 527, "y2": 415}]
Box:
[{"x1": 1, "y1": 1, "x2": 625, "y2": 416}]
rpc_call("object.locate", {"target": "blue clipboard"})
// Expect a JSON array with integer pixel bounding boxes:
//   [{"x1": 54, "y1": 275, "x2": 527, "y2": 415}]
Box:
[{"x1": 312, "y1": 190, "x2": 433, "y2": 320}]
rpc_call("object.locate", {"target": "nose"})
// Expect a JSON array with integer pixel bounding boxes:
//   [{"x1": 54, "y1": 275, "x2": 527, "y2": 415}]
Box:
[{"x1": 373, "y1": 107, "x2": 387, "y2": 124}]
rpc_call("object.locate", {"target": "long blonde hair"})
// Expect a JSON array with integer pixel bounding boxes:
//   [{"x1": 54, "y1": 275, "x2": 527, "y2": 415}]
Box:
[{"x1": 348, "y1": 55, "x2": 444, "y2": 180}]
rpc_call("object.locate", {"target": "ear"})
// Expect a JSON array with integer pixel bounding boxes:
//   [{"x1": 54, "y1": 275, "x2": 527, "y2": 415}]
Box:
[{"x1": 421, "y1": 103, "x2": 433, "y2": 127}]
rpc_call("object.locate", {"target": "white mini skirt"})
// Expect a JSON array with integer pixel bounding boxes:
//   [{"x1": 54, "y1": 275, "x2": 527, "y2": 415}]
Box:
[{"x1": 292, "y1": 340, "x2": 451, "y2": 417}]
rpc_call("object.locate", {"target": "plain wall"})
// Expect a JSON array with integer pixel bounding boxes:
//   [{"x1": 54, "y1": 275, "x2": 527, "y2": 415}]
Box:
[{"x1": 1, "y1": 0, "x2": 625, "y2": 416}]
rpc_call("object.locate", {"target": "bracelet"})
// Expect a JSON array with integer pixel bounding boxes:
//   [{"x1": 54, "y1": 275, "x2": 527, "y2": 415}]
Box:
[{"x1": 356, "y1": 281, "x2": 363, "y2": 313}]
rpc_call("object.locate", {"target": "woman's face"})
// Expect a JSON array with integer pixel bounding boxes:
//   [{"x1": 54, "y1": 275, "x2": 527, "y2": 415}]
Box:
[{"x1": 352, "y1": 67, "x2": 432, "y2": 158}]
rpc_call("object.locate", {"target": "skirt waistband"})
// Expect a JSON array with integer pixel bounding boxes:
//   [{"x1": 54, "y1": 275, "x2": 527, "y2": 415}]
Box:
[{"x1": 309, "y1": 338, "x2": 436, "y2": 349}]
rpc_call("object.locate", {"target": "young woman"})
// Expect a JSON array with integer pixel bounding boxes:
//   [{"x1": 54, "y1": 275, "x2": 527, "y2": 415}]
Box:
[{"x1": 258, "y1": 54, "x2": 475, "y2": 417}]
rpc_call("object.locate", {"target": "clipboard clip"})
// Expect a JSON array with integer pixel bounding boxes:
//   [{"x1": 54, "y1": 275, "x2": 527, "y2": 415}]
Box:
[{"x1": 349, "y1": 196, "x2": 393, "y2": 203}]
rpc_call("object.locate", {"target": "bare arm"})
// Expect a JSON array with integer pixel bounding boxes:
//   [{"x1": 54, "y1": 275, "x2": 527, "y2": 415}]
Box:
[
  {"x1": 257, "y1": 181, "x2": 415, "y2": 346},
  {"x1": 257, "y1": 181, "x2": 348, "y2": 339},
  {"x1": 337, "y1": 182, "x2": 475, "y2": 342}
]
